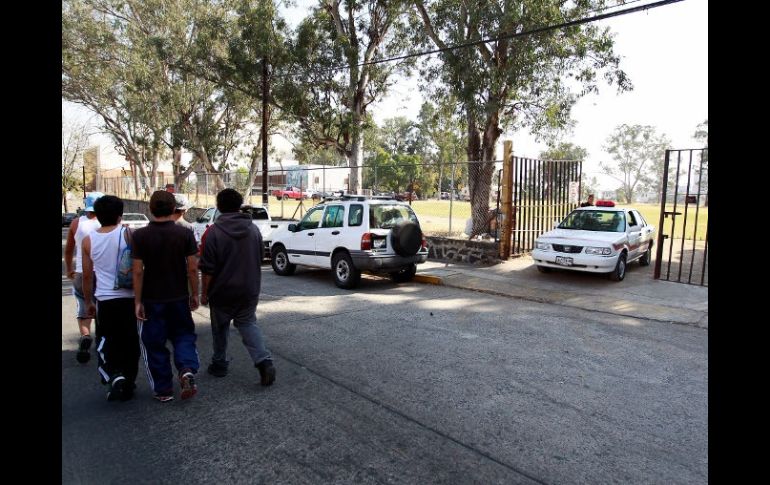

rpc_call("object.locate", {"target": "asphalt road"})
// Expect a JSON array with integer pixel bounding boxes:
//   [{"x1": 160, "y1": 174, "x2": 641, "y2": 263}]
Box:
[{"x1": 61, "y1": 228, "x2": 707, "y2": 484}]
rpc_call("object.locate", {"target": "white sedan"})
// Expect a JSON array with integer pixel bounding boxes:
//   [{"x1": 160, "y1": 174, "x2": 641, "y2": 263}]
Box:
[
  {"x1": 121, "y1": 213, "x2": 150, "y2": 230},
  {"x1": 531, "y1": 202, "x2": 655, "y2": 281}
]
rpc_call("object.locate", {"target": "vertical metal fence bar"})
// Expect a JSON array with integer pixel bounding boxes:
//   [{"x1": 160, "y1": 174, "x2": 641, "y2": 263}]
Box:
[
  {"x1": 688, "y1": 150, "x2": 706, "y2": 284},
  {"x1": 666, "y1": 151, "x2": 683, "y2": 280},
  {"x1": 536, "y1": 158, "x2": 543, "y2": 245},
  {"x1": 513, "y1": 157, "x2": 520, "y2": 254},
  {"x1": 521, "y1": 158, "x2": 532, "y2": 252},
  {"x1": 654, "y1": 150, "x2": 671, "y2": 280},
  {"x1": 515, "y1": 157, "x2": 523, "y2": 254},
  {"x1": 449, "y1": 162, "x2": 455, "y2": 235},
  {"x1": 700, "y1": 223, "x2": 708, "y2": 286},
  {"x1": 677, "y1": 150, "x2": 694, "y2": 282}
]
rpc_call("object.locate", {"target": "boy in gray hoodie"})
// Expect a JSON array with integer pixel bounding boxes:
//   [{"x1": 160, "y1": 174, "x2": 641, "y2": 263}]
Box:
[{"x1": 199, "y1": 188, "x2": 276, "y2": 386}]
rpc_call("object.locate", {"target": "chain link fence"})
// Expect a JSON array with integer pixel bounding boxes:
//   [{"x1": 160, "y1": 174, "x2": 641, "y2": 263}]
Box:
[{"x1": 99, "y1": 161, "x2": 503, "y2": 238}]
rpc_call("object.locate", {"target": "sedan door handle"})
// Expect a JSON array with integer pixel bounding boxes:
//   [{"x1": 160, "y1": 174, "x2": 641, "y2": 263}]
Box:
[
  {"x1": 307, "y1": 232, "x2": 314, "y2": 236},
  {"x1": 331, "y1": 231, "x2": 340, "y2": 235}
]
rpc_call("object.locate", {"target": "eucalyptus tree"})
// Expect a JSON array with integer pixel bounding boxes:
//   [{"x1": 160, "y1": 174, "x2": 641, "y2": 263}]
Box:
[
  {"x1": 600, "y1": 124, "x2": 670, "y2": 204},
  {"x1": 276, "y1": 0, "x2": 417, "y2": 193},
  {"x1": 62, "y1": 120, "x2": 91, "y2": 211},
  {"x1": 412, "y1": 0, "x2": 631, "y2": 236}
]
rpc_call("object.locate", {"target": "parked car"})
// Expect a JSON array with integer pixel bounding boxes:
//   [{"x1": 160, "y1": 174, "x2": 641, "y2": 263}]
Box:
[
  {"x1": 62, "y1": 213, "x2": 77, "y2": 227},
  {"x1": 121, "y1": 213, "x2": 150, "y2": 230},
  {"x1": 531, "y1": 201, "x2": 656, "y2": 281},
  {"x1": 271, "y1": 186, "x2": 303, "y2": 200},
  {"x1": 393, "y1": 191, "x2": 419, "y2": 202},
  {"x1": 270, "y1": 195, "x2": 428, "y2": 289},
  {"x1": 192, "y1": 204, "x2": 294, "y2": 257}
]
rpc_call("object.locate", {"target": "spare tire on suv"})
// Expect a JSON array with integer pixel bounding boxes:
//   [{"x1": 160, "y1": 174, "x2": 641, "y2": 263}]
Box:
[{"x1": 390, "y1": 221, "x2": 422, "y2": 257}]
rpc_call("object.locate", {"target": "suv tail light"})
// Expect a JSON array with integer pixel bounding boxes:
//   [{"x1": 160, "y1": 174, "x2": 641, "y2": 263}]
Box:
[
  {"x1": 421, "y1": 234, "x2": 427, "y2": 250},
  {"x1": 361, "y1": 233, "x2": 373, "y2": 250}
]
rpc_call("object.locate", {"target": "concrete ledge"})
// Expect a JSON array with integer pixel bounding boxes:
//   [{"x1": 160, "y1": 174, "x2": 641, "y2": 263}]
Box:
[{"x1": 413, "y1": 274, "x2": 443, "y2": 285}]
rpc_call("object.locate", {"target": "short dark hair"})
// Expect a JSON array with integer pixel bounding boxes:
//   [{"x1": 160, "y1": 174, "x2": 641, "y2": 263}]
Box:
[
  {"x1": 216, "y1": 188, "x2": 243, "y2": 213},
  {"x1": 94, "y1": 195, "x2": 124, "y2": 226},
  {"x1": 149, "y1": 190, "x2": 176, "y2": 217}
]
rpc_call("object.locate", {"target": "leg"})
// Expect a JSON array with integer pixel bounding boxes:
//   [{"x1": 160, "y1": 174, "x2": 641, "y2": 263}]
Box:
[
  {"x1": 138, "y1": 302, "x2": 174, "y2": 398},
  {"x1": 208, "y1": 305, "x2": 232, "y2": 376},
  {"x1": 72, "y1": 273, "x2": 93, "y2": 363},
  {"x1": 231, "y1": 301, "x2": 274, "y2": 386},
  {"x1": 111, "y1": 298, "x2": 140, "y2": 398},
  {"x1": 167, "y1": 298, "x2": 200, "y2": 375},
  {"x1": 231, "y1": 303, "x2": 272, "y2": 365}
]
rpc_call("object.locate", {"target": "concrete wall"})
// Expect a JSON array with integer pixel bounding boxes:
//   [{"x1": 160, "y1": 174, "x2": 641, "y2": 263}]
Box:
[{"x1": 426, "y1": 236, "x2": 500, "y2": 265}]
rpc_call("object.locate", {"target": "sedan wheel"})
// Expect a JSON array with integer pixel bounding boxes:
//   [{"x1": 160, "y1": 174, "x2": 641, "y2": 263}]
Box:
[{"x1": 609, "y1": 253, "x2": 627, "y2": 281}]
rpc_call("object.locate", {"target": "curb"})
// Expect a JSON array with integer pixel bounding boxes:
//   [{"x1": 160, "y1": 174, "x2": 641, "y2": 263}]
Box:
[{"x1": 413, "y1": 274, "x2": 443, "y2": 285}]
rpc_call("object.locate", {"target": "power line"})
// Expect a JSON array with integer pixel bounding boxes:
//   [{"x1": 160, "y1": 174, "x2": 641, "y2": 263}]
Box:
[{"x1": 273, "y1": 0, "x2": 683, "y2": 79}]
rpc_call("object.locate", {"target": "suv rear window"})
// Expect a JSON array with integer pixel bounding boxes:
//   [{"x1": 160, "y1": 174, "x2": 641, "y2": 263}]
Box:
[
  {"x1": 241, "y1": 206, "x2": 269, "y2": 220},
  {"x1": 369, "y1": 204, "x2": 418, "y2": 229}
]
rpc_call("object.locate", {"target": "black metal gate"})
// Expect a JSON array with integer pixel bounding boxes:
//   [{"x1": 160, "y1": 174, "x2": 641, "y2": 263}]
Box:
[
  {"x1": 654, "y1": 149, "x2": 708, "y2": 286},
  {"x1": 512, "y1": 157, "x2": 582, "y2": 255}
]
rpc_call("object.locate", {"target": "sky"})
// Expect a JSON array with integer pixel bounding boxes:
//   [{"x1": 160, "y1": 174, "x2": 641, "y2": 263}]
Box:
[{"x1": 63, "y1": 0, "x2": 708, "y2": 191}]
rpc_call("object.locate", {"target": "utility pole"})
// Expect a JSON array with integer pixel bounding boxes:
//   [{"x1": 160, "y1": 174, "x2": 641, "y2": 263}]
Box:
[{"x1": 262, "y1": 57, "x2": 269, "y2": 207}]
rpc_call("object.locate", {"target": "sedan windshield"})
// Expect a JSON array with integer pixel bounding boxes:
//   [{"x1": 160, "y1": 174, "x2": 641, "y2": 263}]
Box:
[{"x1": 558, "y1": 210, "x2": 626, "y2": 232}]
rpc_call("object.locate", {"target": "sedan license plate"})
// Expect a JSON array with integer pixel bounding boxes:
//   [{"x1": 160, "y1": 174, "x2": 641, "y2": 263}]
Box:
[{"x1": 555, "y1": 256, "x2": 573, "y2": 266}]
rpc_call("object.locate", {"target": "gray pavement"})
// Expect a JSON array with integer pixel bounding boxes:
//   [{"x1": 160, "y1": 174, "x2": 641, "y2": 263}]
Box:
[
  {"x1": 62, "y1": 245, "x2": 707, "y2": 484},
  {"x1": 416, "y1": 255, "x2": 708, "y2": 328}
]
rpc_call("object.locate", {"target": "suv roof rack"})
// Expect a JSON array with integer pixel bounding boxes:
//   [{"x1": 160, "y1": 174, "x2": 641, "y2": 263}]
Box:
[{"x1": 321, "y1": 194, "x2": 394, "y2": 202}]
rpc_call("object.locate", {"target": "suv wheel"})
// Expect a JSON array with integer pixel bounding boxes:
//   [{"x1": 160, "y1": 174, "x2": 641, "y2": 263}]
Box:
[
  {"x1": 271, "y1": 245, "x2": 296, "y2": 276},
  {"x1": 332, "y1": 252, "x2": 361, "y2": 289},
  {"x1": 391, "y1": 221, "x2": 423, "y2": 257},
  {"x1": 391, "y1": 263, "x2": 417, "y2": 283}
]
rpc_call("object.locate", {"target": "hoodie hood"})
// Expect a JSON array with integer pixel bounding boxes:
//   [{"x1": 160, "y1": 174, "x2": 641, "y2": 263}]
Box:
[{"x1": 215, "y1": 212, "x2": 254, "y2": 239}]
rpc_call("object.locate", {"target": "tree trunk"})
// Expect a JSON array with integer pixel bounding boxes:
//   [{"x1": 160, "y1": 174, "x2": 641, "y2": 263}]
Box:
[
  {"x1": 62, "y1": 191, "x2": 68, "y2": 212},
  {"x1": 172, "y1": 146, "x2": 183, "y2": 187},
  {"x1": 245, "y1": 131, "x2": 264, "y2": 199},
  {"x1": 467, "y1": 115, "x2": 501, "y2": 239},
  {"x1": 348, "y1": 128, "x2": 363, "y2": 194}
]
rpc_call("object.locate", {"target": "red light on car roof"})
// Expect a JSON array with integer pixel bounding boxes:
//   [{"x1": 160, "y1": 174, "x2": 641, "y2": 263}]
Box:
[{"x1": 596, "y1": 200, "x2": 615, "y2": 207}]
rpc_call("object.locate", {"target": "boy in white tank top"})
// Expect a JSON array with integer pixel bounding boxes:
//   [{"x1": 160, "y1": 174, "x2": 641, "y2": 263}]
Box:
[
  {"x1": 82, "y1": 195, "x2": 140, "y2": 402},
  {"x1": 64, "y1": 192, "x2": 103, "y2": 363}
]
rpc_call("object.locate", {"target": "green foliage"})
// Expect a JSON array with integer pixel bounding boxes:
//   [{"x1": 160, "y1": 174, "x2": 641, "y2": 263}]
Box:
[
  {"x1": 364, "y1": 147, "x2": 422, "y2": 193},
  {"x1": 539, "y1": 142, "x2": 588, "y2": 162}
]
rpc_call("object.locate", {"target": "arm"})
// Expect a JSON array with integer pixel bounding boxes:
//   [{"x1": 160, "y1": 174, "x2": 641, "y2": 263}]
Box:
[
  {"x1": 132, "y1": 258, "x2": 146, "y2": 320},
  {"x1": 201, "y1": 273, "x2": 212, "y2": 306},
  {"x1": 64, "y1": 217, "x2": 79, "y2": 279},
  {"x1": 81, "y1": 236, "x2": 96, "y2": 318},
  {"x1": 187, "y1": 255, "x2": 199, "y2": 311}
]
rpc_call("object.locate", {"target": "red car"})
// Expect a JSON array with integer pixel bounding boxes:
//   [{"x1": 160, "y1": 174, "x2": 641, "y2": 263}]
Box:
[{"x1": 271, "y1": 186, "x2": 303, "y2": 200}]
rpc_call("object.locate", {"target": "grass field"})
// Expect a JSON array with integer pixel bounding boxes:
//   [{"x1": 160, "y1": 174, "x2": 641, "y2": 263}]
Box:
[{"x1": 182, "y1": 194, "x2": 707, "y2": 241}]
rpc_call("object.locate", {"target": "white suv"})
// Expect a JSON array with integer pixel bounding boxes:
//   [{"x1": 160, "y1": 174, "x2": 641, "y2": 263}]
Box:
[{"x1": 269, "y1": 196, "x2": 429, "y2": 289}]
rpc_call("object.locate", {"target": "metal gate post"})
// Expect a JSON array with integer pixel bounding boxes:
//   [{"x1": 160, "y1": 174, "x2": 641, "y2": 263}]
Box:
[
  {"x1": 500, "y1": 141, "x2": 514, "y2": 259},
  {"x1": 654, "y1": 150, "x2": 671, "y2": 279}
]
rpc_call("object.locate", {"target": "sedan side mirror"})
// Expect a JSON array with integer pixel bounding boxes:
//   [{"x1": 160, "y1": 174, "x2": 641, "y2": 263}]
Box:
[{"x1": 288, "y1": 223, "x2": 297, "y2": 232}]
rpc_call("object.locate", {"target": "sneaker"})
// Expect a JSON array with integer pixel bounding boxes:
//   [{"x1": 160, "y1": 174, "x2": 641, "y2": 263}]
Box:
[
  {"x1": 76, "y1": 335, "x2": 93, "y2": 364},
  {"x1": 180, "y1": 371, "x2": 197, "y2": 400},
  {"x1": 153, "y1": 393, "x2": 174, "y2": 403},
  {"x1": 106, "y1": 376, "x2": 126, "y2": 402},
  {"x1": 255, "y1": 360, "x2": 276, "y2": 387},
  {"x1": 207, "y1": 362, "x2": 228, "y2": 377}
]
